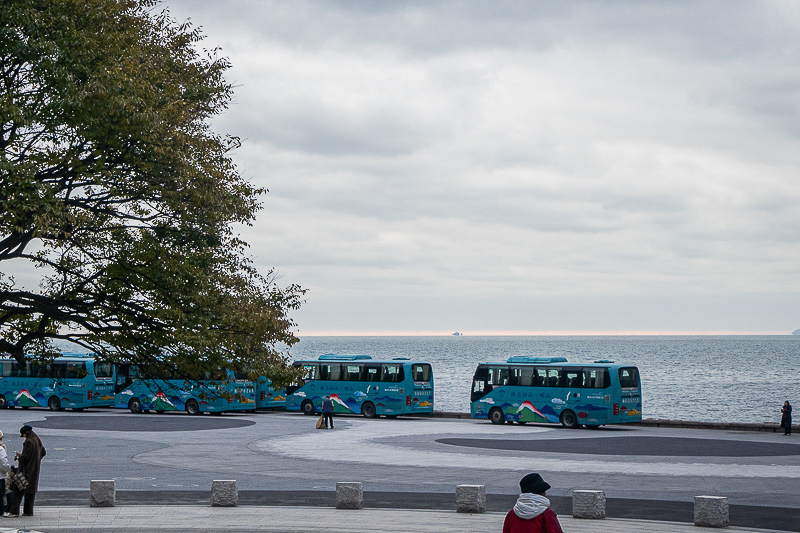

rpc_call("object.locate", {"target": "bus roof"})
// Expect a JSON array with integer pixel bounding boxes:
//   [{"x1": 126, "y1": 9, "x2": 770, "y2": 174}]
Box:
[
  {"x1": 317, "y1": 354, "x2": 372, "y2": 361},
  {"x1": 294, "y1": 355, "x2": 431, "y2": 365},
  {"x1": 506, "y1": 356, "x2": 568, "y2": 364}
]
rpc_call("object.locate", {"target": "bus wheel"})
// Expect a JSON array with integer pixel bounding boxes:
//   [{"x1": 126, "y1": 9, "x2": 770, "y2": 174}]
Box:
[
  {"x1": 48, "y1": 396, "x2": 62, "y2": 411},
  {"x1": 361, "y1": 402, "x2": 377, "y2": 419},
  {"x1": 129, "y1": 398, "x2": 142, "y2": 414},
  {"x1": 560, "y1": 410, "x2": 579, "y2": 429},
  {"x1": 301, "y1": 400, "x2": 315, "y2": 416},
  {"x1": 0, "y1": 395, "x2": 5, "y2": 409},
  {"x1": 185, "y1": 399, "x2": 200, "y2": 415},
  {"x1": 489, "y1": 407, "x2": 505, "y2": 425}
]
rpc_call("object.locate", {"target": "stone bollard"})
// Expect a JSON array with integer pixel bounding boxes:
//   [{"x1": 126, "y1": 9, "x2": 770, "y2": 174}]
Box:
[
  {"x1": 89, "y1": 480, "x2": 116, "y2": 507},
  {"x1": 211, "y1": 480, "x2": 238, "y2": 507},
  {"x1": 456, "y1": 484, "x2": 486, "y2": 513},
  {"x1": 336, "y1": 482, "x2": 363, "y2": 509},
  {"x1": 694, "y1": 496, "x2": 729, "y2": 528},
  {"x1": 572, "y1": 490, "x2": 606, "y2": 519}
]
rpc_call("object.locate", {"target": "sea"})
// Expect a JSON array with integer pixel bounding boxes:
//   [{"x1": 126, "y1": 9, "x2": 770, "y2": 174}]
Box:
[{"x1": 287, "y1": 335, "x2": 800, "y2": 425}]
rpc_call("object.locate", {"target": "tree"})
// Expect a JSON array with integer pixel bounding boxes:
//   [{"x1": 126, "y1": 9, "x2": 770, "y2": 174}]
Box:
[{"x1": 0, "y1": 0, "x2": 305, "y2": 387}]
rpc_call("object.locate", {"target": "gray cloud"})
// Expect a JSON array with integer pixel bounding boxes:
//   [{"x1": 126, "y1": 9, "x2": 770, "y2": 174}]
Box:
[{"x1": 167, "y1": 0, "x2": 800, "y2": 333}]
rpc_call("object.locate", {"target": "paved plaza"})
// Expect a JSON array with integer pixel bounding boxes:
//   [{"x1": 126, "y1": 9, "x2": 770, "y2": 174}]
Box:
[
  {"x1": 0, "y1": 505, "x2": 793, "y2": 533},
  {"x1": 0, "y1": 408, "x2": 798, "y2": 531}
]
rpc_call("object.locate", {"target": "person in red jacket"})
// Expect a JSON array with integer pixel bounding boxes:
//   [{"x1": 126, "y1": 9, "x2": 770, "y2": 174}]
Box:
[{"x1": 502, "y1": 473, "x2": 564, "y2": 533}]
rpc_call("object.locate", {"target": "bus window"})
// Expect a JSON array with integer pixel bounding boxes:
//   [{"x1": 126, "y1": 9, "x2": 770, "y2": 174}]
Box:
[
  {"x1": 541, "y1": 368, "x2": 561, "y2": 388},
  {"x1": 10, "y1": 361, "x2": 29, "y2": 378},
  {"x1": 412, "y1": 364, "x2": 431, "y2": 382},
  {"x1": 487, "y1": 366, "x2": 509, "y2": 386},
  {"x1": 94, "y1": 362, "x2": 114, "y2": 379},
  {"x1": 365, "y1": 365, "x2": 381, "y2": 382},
  {"x1": 584, "y1": 368, "x2": 610, "y2": 389},
  {"x1": 344, "y1": 364, "x2": 363, "y2": 381},
  {"x1": 381, "y1": 364, "x2": 403, "y2": 383},
  {"x1": 319, "y1": 363, "x2": 342, "y2": 381},
  {"x1": 0, "y1": 361, "x2": 10, "y2": 377},
  {"x1": 302, "y1": 364, "x2": 317, "y2": 381},
  {"x1": 510, "y1": 366, "x2": 534, "y2": 387},
  {"x1": 619, "y1": 367, "x2": 640, "y2": 390},
  {"x1": 30, "y1": 363, "x2": 49, "y2": 378},
  {"x1": 53, "y1": 361, "x2": 87, "y2": 379},
  {"x1": 563, "y1": 369, "x2": 584, "y2": 388}
]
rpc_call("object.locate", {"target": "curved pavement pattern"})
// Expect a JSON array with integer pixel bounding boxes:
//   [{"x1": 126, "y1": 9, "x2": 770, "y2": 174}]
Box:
[{"x1": 5, "y1": 409, "x2": 800, "y2": 531}]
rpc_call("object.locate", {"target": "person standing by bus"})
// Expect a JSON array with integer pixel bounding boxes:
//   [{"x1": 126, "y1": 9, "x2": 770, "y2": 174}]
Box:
[
  {"x1": 322, "y1": 395, "x2": 335, "y2": 429},
  {"x1": 502, "y1": 473, "x2": 563, "y2": 533},
  {"x1": 782, "y1": 400, "x2": 792, "y2": 436},
  {"x1": 5, "y1": 425, "x2": 46, "y2": 517}
]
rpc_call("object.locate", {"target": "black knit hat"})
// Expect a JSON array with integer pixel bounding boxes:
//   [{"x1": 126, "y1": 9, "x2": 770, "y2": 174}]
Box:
[
  {"x1": 520, "y1": 473, "x2": 551, "y2": 494},
  {"x1": 20, "y1": 425, "x2": 33, "y2": 437}
]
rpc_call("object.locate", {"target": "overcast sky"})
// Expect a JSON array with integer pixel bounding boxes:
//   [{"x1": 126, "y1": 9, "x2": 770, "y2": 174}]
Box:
[{"x1": 164, "y1": 1, "x2": 800, "y2": 335}]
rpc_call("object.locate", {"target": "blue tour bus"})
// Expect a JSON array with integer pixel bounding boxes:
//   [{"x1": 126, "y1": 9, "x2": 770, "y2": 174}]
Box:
[
  {"x1": 285, "y1": 354, "x2": 434, "y2": 418},
  {"x1": 0, "y1": 353, "x2": 116, "y2": 411},
  {"x1": 470, "y1": 356, "x2": 642, "y2": 428},
  {"x1": 113, "y1": 363, "x2": 253, "y2": 415}
]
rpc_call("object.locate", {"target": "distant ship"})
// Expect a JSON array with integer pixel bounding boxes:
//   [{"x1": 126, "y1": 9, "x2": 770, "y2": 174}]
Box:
[
  {"x1": 452, "y1": 332, "x2": 462, "y2": 336},
  {"x1": 793, "y1": 329, "x2": 800, "y2": 335}
]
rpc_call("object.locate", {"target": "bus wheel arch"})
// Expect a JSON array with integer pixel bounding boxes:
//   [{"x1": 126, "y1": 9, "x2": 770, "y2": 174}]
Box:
[
  {"x1": 301, "y1": 400, "x2": 315, "y2": 416},
  {"x1": 560, "y1": 410, "x2": 579, "y2": 429},
  {"x1": 48, "y1": 396, "x2": 62, "y2": 411},
  {"x1": 129, "y1": 398, "x2": 142, "y2": 414},
  {"x1": 185, "y1": 399, "x2": 200, "y2": 415},
  {"x1": 489, "y1": 407, "x2": 505, "y2": 425},
  {"x1": 361, "y1": 401, "x2": 377, "y2": 418}
]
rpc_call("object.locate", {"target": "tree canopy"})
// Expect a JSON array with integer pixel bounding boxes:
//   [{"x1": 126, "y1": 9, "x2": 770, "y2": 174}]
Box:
[{"x1": 0, "y1": 0, "x2": 305, "y2": 386}]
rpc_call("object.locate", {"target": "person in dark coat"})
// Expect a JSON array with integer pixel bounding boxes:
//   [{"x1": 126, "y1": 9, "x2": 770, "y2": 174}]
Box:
[
  {"x1": 782, "y1": 401, "x2": 792, "y2": 436},
  {"x1": 322, "y1": 395, "x2": 334, "y2": 429},
  {"x1": 5, "y1": 425, "x2": 46, "y2": 517},
  {"x1": 502, "y1": 473, "x2": 563, "y2": 533}
]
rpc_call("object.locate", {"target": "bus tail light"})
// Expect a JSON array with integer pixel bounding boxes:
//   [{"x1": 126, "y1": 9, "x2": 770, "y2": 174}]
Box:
[
  {"x1": 406, "y1": 396, "x2": 411, "y2": 406},
  {"x1": 613, "y1": 403, "x2": 619, "y2": 415},
  {"x1": 88, "y1": 391, "x2": 93, "y2": 400},
  {"x1": 261, "y1": 391, "x2": 266, "y2": 401}
]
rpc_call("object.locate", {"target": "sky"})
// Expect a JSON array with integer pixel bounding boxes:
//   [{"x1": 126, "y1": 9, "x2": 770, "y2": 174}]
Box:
[{"x1": 162, "y1": 1, "x2": 800, "y2": 336}]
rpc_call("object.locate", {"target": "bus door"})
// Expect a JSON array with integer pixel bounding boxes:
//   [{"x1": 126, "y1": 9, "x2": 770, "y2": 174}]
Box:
[
  {"x1": 617, "y1": 367, "x2": 642, "y2": 420},
  {"x1": 377, "y1": 363, "x2": 404, "y2": 415},
  {"x1": 562, "y1": 367, "x2": 584, "y2": 407},
  {"x1": 52, "y1": 360, "x2": 90, "y2": 409},
  {"x1": 410, "y1": 363, "x2": 433, "y2": 411},
  {"x1": 364, "y1": 363, "x2": 382, "y2": 413},
  {"x1": 92, "y1": 360, "x2": 116, "y2": 406}
]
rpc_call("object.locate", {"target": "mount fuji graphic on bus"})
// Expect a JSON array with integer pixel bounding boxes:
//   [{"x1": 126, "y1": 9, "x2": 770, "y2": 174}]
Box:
[
  {"x1": 15, "y1": 389, "x2": 42, "y2": 408},
  {"x1": 516, "y1": 401, "x2": 560, "y2": 423},
  {"x1": 329, "y1": 393, "x2": 352, "y2": 413},
  {"x1": 151, "y1": 391, "x2": 178, "y2": 411}
]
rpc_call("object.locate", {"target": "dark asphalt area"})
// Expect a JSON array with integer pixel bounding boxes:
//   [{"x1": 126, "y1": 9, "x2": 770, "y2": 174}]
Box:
[{"x1": 437, "y1": 435, "x2": 800, "y2": 456}]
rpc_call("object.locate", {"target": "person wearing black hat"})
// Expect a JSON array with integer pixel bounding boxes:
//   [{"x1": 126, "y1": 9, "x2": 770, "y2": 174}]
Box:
[
  {"x1": 4, "y1": 425, "x2": 46, "y2": 518},
  {"x1": 502, "y1": 473, "x2": 563, "y2": 533}
]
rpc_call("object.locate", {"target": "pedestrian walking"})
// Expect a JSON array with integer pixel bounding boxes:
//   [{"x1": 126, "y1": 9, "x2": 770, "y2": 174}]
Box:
[
  {"x1": 782, "y1": 400, "x2": 792, "y2": 436},
  {"x1": 4, "y1": 425, "x2": 46, "y2": 518},
  {"x1": 322, "y1": 395, "x2": 335, "y2": 429},
  {"x1": 502, "y1": 473, "x2": 563, "y2": 533}
]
